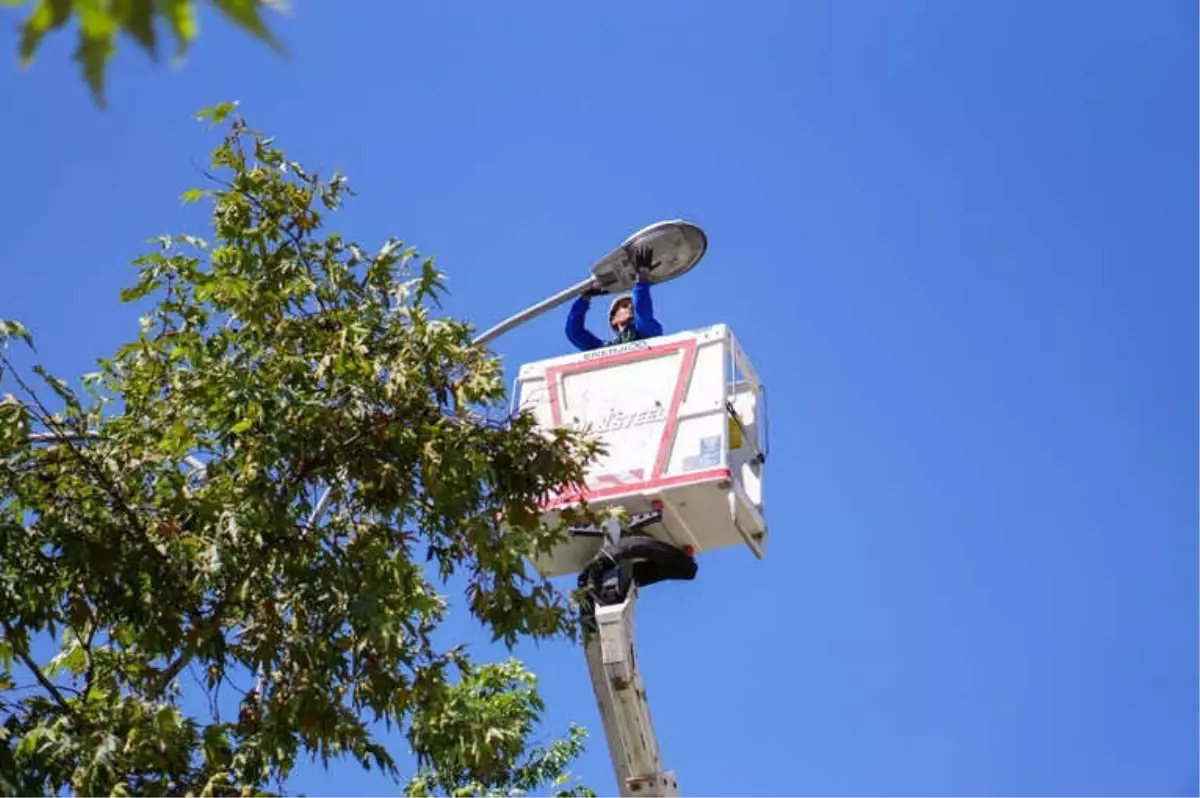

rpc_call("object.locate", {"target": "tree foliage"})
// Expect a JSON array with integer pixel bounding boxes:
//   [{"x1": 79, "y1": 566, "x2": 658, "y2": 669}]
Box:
[
  {"x1": 4, "y1": 0, "x2": 284, "y2": 106},
  {"x1": 0, "y1": 103, "x2": 600, "y2": 796}
]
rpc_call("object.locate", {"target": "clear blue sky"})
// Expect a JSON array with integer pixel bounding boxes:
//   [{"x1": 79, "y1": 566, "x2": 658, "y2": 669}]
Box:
[{"x1": 2, "y1": 1, "x2": 1196, "y2": 795}]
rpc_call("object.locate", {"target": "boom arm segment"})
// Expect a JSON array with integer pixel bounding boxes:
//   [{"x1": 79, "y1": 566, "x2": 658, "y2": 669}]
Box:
[
  {"x1": 585, "y1": 589, "x2": 680, "y2": 797},
  {"x1": 576, "y1": 514, "x2": 696, "y2": 797}
]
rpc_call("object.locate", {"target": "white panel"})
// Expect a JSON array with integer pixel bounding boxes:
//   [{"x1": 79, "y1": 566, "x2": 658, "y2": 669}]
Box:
[{"x1": 558, "y1": 348, "x2": 684, "y2": 481}]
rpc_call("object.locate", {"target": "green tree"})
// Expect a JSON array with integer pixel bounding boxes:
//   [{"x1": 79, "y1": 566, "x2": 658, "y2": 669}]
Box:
[
  {"x1": 4, "y1": 0, "x2": 284, "y2": 106},
  {"x1": 0, "y1": 103, "x2": 600, "y2": 796}
]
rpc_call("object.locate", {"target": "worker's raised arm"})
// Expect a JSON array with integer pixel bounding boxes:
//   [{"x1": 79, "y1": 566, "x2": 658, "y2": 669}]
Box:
[
  {"x1": 630, "y1": 280, "x2": 663, "y2": 338},
  {"x1": 566, "y1": 295, "x2": 604, "y2": 351}
]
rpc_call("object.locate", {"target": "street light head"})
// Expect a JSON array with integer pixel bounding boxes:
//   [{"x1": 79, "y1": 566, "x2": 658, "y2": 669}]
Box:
[{"x1": 588, "y1": 220, "x2": 707, "y2": 295}]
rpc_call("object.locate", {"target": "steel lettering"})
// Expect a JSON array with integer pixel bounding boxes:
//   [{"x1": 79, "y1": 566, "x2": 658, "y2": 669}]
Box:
[{"x1": 587, "y1": 404, "x2": 666, "y2": 434}]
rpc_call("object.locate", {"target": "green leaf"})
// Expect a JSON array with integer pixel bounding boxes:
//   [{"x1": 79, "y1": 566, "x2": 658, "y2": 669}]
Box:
[
  {"x1": 46, "y1": 640, "x2": 87, "y2": 677},
  {"x1": 210, "y1": 0, "x2": 281, "y2": 51},
  {"x1": 162, "y1": 0, "x2": 197, "y2": 56},
  {"x1": 0, "y1": 319, "x2": 35, "y2": 349},
  {"x1": 73, "y1": 4, "x2": 119, "y2": 107},
  {"x1": 196, "y1": 100, "x2": 238, "y2": 125},
  {"x1": 17, "y1": 0, "x2": 71, "y2": 66},
  {"x1": 181, "y1": 187, "x2": 207, "y2": 204},
  {"x1": 121, "y1": 0, "x2": 157, "y2": 56},
  {"x1": 14, "y1": 727, "x2": 46, "y2": 759},
  {"x1": 119, "y1": 276, "x2": 162, "y2": 303}
]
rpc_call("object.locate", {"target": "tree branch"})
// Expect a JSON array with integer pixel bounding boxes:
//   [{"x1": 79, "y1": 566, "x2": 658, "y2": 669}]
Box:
[
  {"x1": 152, "y1": 598, "x2": 225, "y2": 699},
  {"x1": 154, "y1": 652, "x2": 193, "y2": 699},
  {"x1": 82, "y1": 601, "x2": 99, "y2": 697},
  {"x1": 2, "y1": 621, "x2": 79, "y2": 721}
]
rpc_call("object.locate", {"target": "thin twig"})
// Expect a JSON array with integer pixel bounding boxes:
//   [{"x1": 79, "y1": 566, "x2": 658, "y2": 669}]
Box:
[{"x1": 2, "y1": 621, "x2": 80, "y2": 720}]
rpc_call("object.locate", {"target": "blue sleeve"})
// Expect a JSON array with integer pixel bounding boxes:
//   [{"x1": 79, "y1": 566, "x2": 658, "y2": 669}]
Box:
[
  {"x1": 566, "y1": 296, "x2": 604, "y2": 351},
  {"x1": 631, "y1": 280, "x2": 663, "y2": 338}
]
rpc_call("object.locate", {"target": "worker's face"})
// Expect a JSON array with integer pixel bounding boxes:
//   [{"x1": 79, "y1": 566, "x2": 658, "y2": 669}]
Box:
[{"x1": 611, "y1": 300, "x2": 633, "y2": 330}]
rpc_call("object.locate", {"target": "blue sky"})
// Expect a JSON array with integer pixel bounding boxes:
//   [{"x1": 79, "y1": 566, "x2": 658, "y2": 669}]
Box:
[{"x1": 2, "y1": 1, "x2": 1196, "y2": 795}]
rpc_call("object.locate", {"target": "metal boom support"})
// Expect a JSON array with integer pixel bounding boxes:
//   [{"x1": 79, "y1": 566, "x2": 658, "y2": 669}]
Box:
[
  {"x1": 585, "y1": 587, "x2": 679, "y2": 797},
  {"x1": 574, "y1": 512, "x2": 698, "y2": 796}
]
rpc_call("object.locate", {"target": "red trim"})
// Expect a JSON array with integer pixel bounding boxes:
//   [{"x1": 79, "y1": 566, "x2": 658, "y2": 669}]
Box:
[
  {"x1": 651, "y1": 342, "x2": 697, "y2": 479},
  {"x1": 541, "y1": 467, "x2": 731, "y2": 510},
  {"x1": 544, "y1": 339, "x2": 699, "y2": 501}
]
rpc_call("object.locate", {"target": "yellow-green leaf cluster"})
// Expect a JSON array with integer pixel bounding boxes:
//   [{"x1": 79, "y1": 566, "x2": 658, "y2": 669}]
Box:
[{"x1": 6, "y1": 0, "x2": 283, "y2": 106}]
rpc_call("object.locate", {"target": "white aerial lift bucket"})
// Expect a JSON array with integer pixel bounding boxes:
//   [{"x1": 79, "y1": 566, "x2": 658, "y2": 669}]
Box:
[{"x1": 513, "y1": 322, "x2": 768, "y2": 578}]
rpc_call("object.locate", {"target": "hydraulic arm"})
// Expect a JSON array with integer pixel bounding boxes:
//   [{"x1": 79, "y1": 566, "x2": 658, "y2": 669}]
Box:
[{"x1": 576, "y1": 512, "x2": 697, "y2": 797}]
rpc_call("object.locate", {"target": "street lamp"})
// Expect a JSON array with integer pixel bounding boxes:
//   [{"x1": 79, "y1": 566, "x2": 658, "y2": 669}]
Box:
[{"x1": 471, "y1": 219, "x2": 707, "y2": 347}]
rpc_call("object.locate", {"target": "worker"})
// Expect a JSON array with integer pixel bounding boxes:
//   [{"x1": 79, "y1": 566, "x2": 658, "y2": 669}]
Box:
[{"x1": 566, "y1": 246, "x2": 663, "y2": 351}]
